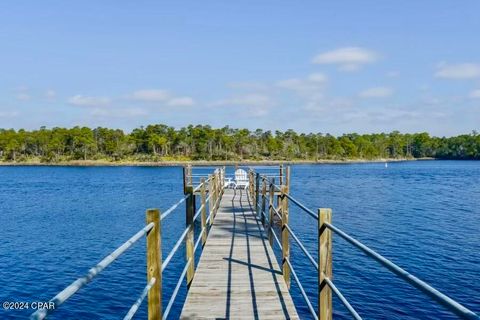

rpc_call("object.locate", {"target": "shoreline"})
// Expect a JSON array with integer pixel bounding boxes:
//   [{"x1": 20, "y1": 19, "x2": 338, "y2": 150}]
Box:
[{"x1": 0, "y1": 158, "x2": 435, "y2": 167}]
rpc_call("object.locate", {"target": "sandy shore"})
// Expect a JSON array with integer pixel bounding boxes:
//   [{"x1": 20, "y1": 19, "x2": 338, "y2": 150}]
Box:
[{"x1": 0, "y1": 158, "x2": 434, "y2": 167}]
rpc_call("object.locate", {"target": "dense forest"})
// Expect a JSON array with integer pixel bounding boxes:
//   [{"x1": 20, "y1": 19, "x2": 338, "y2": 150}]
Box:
[{"x1": 0, "y1": 125, "x2": 479, "y2": 162}]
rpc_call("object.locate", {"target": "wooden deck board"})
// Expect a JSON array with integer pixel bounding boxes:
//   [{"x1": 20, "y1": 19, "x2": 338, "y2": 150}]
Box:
[{"x1": 180, "y1": 189, "x2": 299, "y2": 320}]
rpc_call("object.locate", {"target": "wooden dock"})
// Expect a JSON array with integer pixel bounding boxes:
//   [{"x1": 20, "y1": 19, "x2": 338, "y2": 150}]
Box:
[
  {"x1": 180, "y1": 188, "x2": 299, "y2": 320},
  {"x1": 31, "y1": 165, "x2": 479, "y2": 320}
]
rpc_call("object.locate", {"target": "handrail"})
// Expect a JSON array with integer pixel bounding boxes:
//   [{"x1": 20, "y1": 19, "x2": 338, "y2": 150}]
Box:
[
  {"x1": 30, "y1": 166, "x2": 225, "y2": 320},
  {"x1": 30, "y1": 222, "x2": 155, "y2": 320},
  {"x1": 285, "y1": 193, "x2": 318, "y2": 220},
  {"x1": 285, "y1": 223, "x2": 318, "y2": 270},
  {"x1": 163, "y1": 180, "x2": 216, "y2": 272},
  {"x1": 123, "y1": 277, "x2": 156, "y2": 320},
  {"x1": 324, "y1": 277, "x2": 362, "y2": 320},
  {"x1": 161, "y1": 166, "x2": 224, "y2": 318},
  {"x1": 253, "y1": 166, "x2": 479, "y2": 320},
  {"x1": 163, "y1": 258, "x2": 193, "y2": 319},
  {"x1": 161, "y1": 194, "x2": 190, "y2": 221},
  {"x1": 285, "y1": 258, "x2": 318, "y2": 320},
  {"x1": 324, "y1": 222, "x2": 479, "y2": 320},
  {"x1": 162, "y1": 226, "x2": 190, "y2": 272}
]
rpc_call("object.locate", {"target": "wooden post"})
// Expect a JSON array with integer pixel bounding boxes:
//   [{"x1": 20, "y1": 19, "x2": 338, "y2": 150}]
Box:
[
  {"x1": 255, "y1": 172, "x2": 260, "y2": 215},
  {"x1": 277, "y1": 164, "x2": 284, "y2": 208},
  {"x1": 279, "y1": 164, "x2": 284, "y2": 185},
  {"x1": 252, "y1": 172, "x2": 255, "y2": 201},
  {"x1": 208, "y1": 174, "x2": 214, "y2": 226},
  {"x1": 218, "y1": 169, "x2": 222, "y2": 202},
  {"x1": 281, "y1": 185, "x2": 290, "y2": 289},
  {"x1": 200, "y1": 178, "x2": 207, "y2": 247},
  {"x1": 261, "y1": 178, "x2": 266, "y2": 226},
  {"x1": 249, "y1": 171, "x2": 252, "y2": 200},
  {"x1": 318, "y1": 208, "x2": 332, "y2": 320},
  {"x1": 285, "y1": 165, "x2": 291, "y2": 192},
  {"x1": 183, "y1": 166, "x2": 188, "y2": 194},
  {"x1": 185, "y1": 186, "x2": 195, "y2": 287},
  {"x1": 214, "y1": 171, "x2": 219, "y2": 214},
  {"x1": 221, "y1": 166, "x2": 226, "y2": 196},
  {"x1": 188, "y1": 165, "x2": 193, "y2": 186},
  {"x1": 146, "y1": 209, "x2": 162, "y2": 320},
  {"x1": 268, "y1": 178, "x2": 275, "y2": 246}
]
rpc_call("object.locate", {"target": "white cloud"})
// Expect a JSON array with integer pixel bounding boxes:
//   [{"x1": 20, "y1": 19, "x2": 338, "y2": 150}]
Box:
[
  {"x1": 131, "y1": 89, "x2": 170, "y2": 102},
  {"x1": 68, "y1": 95, "x2": 111, "y2": 107},
  {"x1": 312, "y1": 47, "x2": 378, "y2": 71},
  {"x1": 387, "y1": 71, "x2": 400, "y2": 78},
  {"x1": 45, "y1": 90, "x2": 56, "y2": 99},
  {"x1": 0, "y1": 111, "x2": 20, "y2": 118},
  {"x1": 227, "y1": 82, "x2": 269, "y2": 91},
  {"x1": 469, "y1": 89, "x2": 480, "y2": 98},
  {"x1": 166, "y1": 97, "x2": 195, "y2": 107},
  {"x1": 308, "y1": 73, "x2": 328, "y2": 82},
  {"x1": 13, "y1": 86, "x2": 31, "y2": 101},
  {"x1": 211, "y1": 94, "x2": 273, "y2": 108},
  {"x1": 277, "y1": 73, "x2": 327, "y2": 97},
  {"x1": 209, "y1": 93, "x2": 275, "y2": 119},
  {"x1": 435, "y1": 63, "x2": 480, "y2": 79},
  {"x1": 90, "y1": 107, "x2": 148, "y2": 118},
  {"x1": 359, "y1": 86, "x2": 394, "y2": 98},
  {"x1": 16, "y1": 93, "x2": 30, "y2": 101}
]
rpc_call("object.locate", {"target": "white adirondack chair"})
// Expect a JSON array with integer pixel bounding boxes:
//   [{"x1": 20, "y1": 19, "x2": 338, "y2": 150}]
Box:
[{"x1": 233, "y1": 169, "x2": 249, "y2": 189}]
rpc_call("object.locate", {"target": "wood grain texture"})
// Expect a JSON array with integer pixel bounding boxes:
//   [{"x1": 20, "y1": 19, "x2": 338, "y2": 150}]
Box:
[
  {"x1": 319, "y1": 208, "x2": 332, "y2": 320},
  {"x1": 146, "y1": 209, "x2": 161, "y2": 320},
  {"x1": 180, "y1": 189, "x2": 299, "y2": 320}
]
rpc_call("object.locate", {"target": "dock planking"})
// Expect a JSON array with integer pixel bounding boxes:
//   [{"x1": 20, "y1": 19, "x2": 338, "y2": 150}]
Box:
[{"x1": 180, "y1": 188, "x2": 299, "y2": 320}]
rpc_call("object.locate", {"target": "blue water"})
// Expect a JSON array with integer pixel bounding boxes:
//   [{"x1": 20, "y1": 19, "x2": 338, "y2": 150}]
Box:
[{"x1": 0, "y1": 161, "x2": 478, "y2": 319}]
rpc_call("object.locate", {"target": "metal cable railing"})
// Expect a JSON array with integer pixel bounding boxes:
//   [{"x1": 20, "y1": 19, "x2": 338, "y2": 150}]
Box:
[
  {"x1": 259, "y1": 195, "x2": 318, "y2": 319},
  {"x1": 163, "y1": 258, "x2": 193, "y2": 319},
  {"x1": 285, "y1": 257, "x2": 318, "y2": 320},
  {"x1": 324, "y1": 221, "x2": 479, "y2": 320},
  {"x1": 30, "y1": 166, "x2": 225, "y2": 320},
  {"x1": 324, "y1": 277, "x2": 362, "y2": 320},
  {"x1": 253, "y1": 166, "x2": 479, "y2": 320},
  {"x1": 30, "y1": 222, "x2": 155, "y2": 320},
  {"x1": 258, "y1": 189, "x2": 319, "y2": 319},
  {"x1": 123, "y1": 277, "x2": 157, "y2": 320},
  {"x1": 160, "y1": 170, "x2": 223, "y2": 319}
]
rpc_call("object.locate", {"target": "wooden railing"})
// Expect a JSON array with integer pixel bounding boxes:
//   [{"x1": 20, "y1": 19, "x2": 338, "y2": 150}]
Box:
[
  {"x1": 249, "y1": 165, "x2": 479, "y2": 320},
  {"x1": 30, "y1": 166, "x2": 225, "y2": 320}
]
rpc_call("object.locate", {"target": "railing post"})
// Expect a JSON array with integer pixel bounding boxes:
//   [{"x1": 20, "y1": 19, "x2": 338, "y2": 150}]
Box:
[
  {"x1": 255, "y1": 172, "x2": 260, "y2": 215},
  {"x1": 248, "y1": 170, "x2": 252, "y2": 199},
  {"x1": 281, "y1": 185, "x2": 290, "y2": 289},
  {"x1": 261, "y1": 178, "x2": 266, "y2": 226},
  {"x1": 185, "y1": 186, "x2": 195, "y2": 288},
  {"x1": 221, "y1": 167, "x2": 226, "y2": 196},
  {"x1": 318, "y1": 208, "x2": 332, "y2": 320},
  {"x1": 146, "y1": 209, "x2": 162, "y2": 320},
  {"x1": 279, "y1": 164, "x2": 284, "y2": 185},
  {"x1": 286, "y1": 165, "x2": 291, "y2": 191},
  {"x1": 201, "y1": 178, "x2": 207, "y2": 247},
  {"x1": 183, "y1": 166, "x2": 187, "y2": 194},
  {"x1": 251, "y1": 171, "x2": 255, "y2": 200},
  {"x1": 268, "y1": 178, "x2": 275, "y2": 246},
  {"x1": 215, "y1": 170, "x2": 221, "y2": 216},
  {"x1": 188, "y1": 165, "x2": 193, "y2": 186},
  {"x1": 213, "y1": 174, "x2": 217, "y2": 215},
  {"x1": 208, "y1": 174, "x2": 215, "y2": 225}
]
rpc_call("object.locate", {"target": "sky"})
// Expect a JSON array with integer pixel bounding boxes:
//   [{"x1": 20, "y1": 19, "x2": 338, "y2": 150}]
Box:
[{"x1": 1, "y1": 1, "x2": 480, "y2": 136}]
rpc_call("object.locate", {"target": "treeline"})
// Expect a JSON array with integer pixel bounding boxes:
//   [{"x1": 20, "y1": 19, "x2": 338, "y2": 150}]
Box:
[{"x1": 0, "y1": 125, "x2": 479, "y2": 162}]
